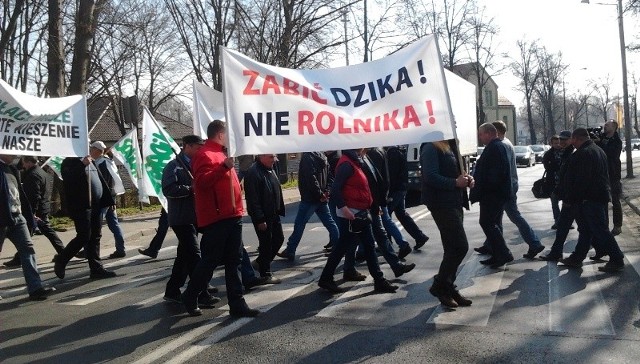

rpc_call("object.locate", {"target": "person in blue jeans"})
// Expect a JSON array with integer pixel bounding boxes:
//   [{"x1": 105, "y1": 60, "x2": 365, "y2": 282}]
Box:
[
  {"x1": 277, "y1": 152, "x2": 338, "y2": 261},
  {"x1": 474, "y1": 121, "x2": 544, "y2": 259},
  {"x1": 1, "y1": 154, "x2": 55, "y2": 300}
]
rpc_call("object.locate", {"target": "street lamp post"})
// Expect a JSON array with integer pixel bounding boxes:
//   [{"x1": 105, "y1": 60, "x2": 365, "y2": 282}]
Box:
[
  {"x1": 581, "y1": 0, "x2": 634, "y2": 178},
  {"x1": 563, "y1": 78, "x2": 568, "y2": 130}
]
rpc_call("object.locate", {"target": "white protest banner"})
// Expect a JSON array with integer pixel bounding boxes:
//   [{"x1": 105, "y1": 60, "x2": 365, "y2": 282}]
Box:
[
  {"x1": 0, "y1": 79, "x2": 88, "y2": 157},
  {"x1": 111, "y1": 128, "x2": 149, "y2": 203},
  {"x1": 43, "y1": 156, "x2": 64, "y2": 180},
  {"x1": 221, "y1": 35, "x2": 454, "y2": 156},
  {"x1": 141, "y1": 107, "x2": 180, "y2": 209},
  {"x1": 193, "y1": 80, "x2": 225, "y2": 138}
]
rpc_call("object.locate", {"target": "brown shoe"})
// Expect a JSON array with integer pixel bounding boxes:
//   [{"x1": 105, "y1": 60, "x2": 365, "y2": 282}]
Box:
[
  {"x1": 343, "y1": 270, "x2": 367, "y2": 281},
  {"x1": 429, "y1": 286, "x2": 458, "y2": 308}
]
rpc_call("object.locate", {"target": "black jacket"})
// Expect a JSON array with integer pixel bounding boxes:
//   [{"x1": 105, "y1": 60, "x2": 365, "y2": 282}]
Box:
[
  {"x1": 361, "y1": 153, "x2": 388, "y2": 208},
  {"x1": 161, "y1": 152, "x2": 196, "y2": 226},
  {"x1": 386, "y1": 146, "x2": 408, "y2": 193},
  {"x1": 0, "y1": 160, "x2": 34, "y2": 231},
  {"x1": 552, "y1": 145, "x2": 574, "y2": 200},
  {"x1": 22, "y1": 165, "x2": 52, "y2": 217},
  {"x1": 61, "y1": 157, "x2": 114, "y2": 214},
  {"x1": 245, "y1": 161, "x2": 285, "y2": 224},
  {"x1": 297, "y1": 152, "x2": 329, "y2": 202},
  {"x1": 420, "y1": 142, "x2": 467, "y2": 210},
  {"x1": 563, "y1": 140, "x2": 611, "y2": 204},
  {"x1": 596, "y1": 132, "x2": 622, "y2": 193},
  {"x1": 469, "y1": 138, "x2": 511, "y2": 204}
]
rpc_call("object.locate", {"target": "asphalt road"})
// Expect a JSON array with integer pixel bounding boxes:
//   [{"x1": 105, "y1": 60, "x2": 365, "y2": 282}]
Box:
[{"x1": 2, "y1": 163, "x2": 640, "y2": 363}]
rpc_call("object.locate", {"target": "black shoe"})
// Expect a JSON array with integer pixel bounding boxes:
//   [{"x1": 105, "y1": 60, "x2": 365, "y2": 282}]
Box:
[
  {"x1": 451, "y1": 289, "x2": 472, "y2": 306},
  {"x1": 474, "y1": 246, "x2": 491, "y2": 255},
  {"x1": 611, "y1": 226, "x2": 622, "y2": 236},
  {"x1": 181, "y1": 292, "x2": 201, "y2": 316},
  {"x1": 108, "y1": 251, "x2": 126, "y2": 259},
  {"x1": 323, "y1": 243, "x2": 333, "y2": 252},
  {"x1": 374, "y1": 279, "x2": 398, "y2": 293},
  {"x1": 569, "y1": 225, "x2": 575, "y2": 230},
  {"x1": 54, "y1": 259, "x2": 66, "y2": 279},
  {"x1": 559, "y1": 256, "x2": 583, "y2": 269},
  {"x1": 163, "y1": 293, "x2": 182, "y2": 303},
  {"x1": 51, "y1": 254, "x2": 59, "y2": 263},
  {"x1": 207, "y1": 285, "x2": 219, "y2": 294},
  {"x1": 398, "y1": 245, "x2": 412, "y2": 260},
  {"x1": 198, "y1": 293, "x2": 221, "y2": 308},
  {"x1": 229, "y1": 303, "x2": 260, "y2": 318},
  {"x1": 262, "y1": 275, "x2": 282, "y2": 284},
  {"x1": 539, "y1": 254, "x2": 562, "y2": 262},
  {"x1": 394, "y1": 263, "x2": 416, "y2": 278},
  {"x1": 489, "y1": 254, "x2": 513, "y2": 269},
  {"x1": 276, "y1": 250, "x2": 294, "y2": 262},
  {"x1": 429, "y1": 286, "x2": 458, "y2": 308},
  {"x1": 598, "y1": 260, "x2": 624, "y2": 273},
  {"x1": 551, "y1": 224, "x2": 557, "y2": 229},
  {"x1": 3, "y1": 256, "x2": 20, "y2": 268},
  {"x1": 244, "y1": 276, "x2": 269, "y2": 291},
  {"x1": 29, "y1": 287, "x2": 56, "y2": 301},
  {"x1": 523, "y1": 245, "x2": 545, "y2": 259},
  {"x1": 343, "y1": 270, "x2": 367, "y2": 281},
  {"x1": 75, "y1": 250, "x2": 86, "y2": 259},
  {"x1": 89, "y1": 269, "x2": 117, "y2": 279},
  {"x1": 138, "y1": 248, "x2": 157, "y2": 259},
  {"x1": 589, "y1": 253, "x2": 608, "y2": 262},
  {"x1": 414, "y1": 236, "x2": 429, "y2": 251},
  {"x1": 318, "y1": 279, "x2": 346, "y2": 294}
]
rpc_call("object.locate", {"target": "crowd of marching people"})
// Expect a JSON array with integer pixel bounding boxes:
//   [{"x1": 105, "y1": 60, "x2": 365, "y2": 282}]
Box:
[{"x1": 0, "y1": 119, "x2": 626, "y2": 314}]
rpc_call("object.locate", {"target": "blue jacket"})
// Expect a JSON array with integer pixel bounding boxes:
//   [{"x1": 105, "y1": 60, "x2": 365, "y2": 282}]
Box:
[{"x1": 161, "y1": 152, "x2": 196, "y2": 226}]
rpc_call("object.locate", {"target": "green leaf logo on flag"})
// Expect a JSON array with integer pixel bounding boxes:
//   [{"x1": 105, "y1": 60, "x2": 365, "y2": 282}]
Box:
[
  {"x1": 145, "y1": 132, "x2": 174, "y2": 196},
  {"x1": 114, "y1": 138, "x2": 138, "y2": 180}
]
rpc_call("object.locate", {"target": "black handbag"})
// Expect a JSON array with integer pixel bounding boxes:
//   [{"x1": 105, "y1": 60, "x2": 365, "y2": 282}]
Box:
[
  {"x1": 532, "y1": 171, "x2": 552, "y2": 199},
  {"x1": 349, "y1": 210, "x2": 371, "y2": 233}
]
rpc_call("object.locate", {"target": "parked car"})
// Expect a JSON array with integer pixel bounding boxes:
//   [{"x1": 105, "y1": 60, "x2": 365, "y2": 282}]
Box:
[
  {"x1": 631, "y1": 138, "x2": 640, "y2": 150},
  {"x1": 514, "y1": 145, "x2": 536, "y2": 167},
  {"x1": 530, "y1": 144, "x2": 546, "y2": 162}
]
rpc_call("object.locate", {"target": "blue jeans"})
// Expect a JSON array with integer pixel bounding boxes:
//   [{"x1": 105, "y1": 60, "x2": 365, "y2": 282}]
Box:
[
  {"x1": 101, "y1": 206, "x2": 125, "y2": 252},
  {"x1": 0, "y1": 214, "x2": 43, "y2": 294},
  {"x1": 550, "y1": 192, "x2": 561, "y2": 224},
  {"x1": 387, "y1": 190, "x2": 429, "y2": 243},
  {"x1": 347, "y1": 209, "x2": 402, "y2": 273},
  {"x1": 240, "y1": 246, "x2": 258, "y2": 284},
  {"x1": 572, "y1": 200, "x2": 624, "y2": 263},
  {"x1": 285, "y1": 200, "x2": 339, "y2": 255},
  {"x1": 380, "y1": 206, "x2": 409, "y2": 249},
  {"x1": 320, "y1": 216, "x2": 384, "y2": 282}
]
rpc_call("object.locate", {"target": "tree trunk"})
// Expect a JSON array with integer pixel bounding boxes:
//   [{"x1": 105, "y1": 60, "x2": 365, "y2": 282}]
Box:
[
  {"x1": 68, "y1": 0, "x2": 100, "y2": 95},
  {"x1": 46, "y1": 0, "x2": 65, "y2": 97},
  {"x1": 526, "y1": 101, "x2": 537, "y2": 145}
]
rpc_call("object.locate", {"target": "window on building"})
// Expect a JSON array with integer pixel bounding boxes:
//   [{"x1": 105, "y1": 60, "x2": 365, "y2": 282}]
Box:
[{"x1": 484, "y1": 90, "x2": 493, "y2": 106}]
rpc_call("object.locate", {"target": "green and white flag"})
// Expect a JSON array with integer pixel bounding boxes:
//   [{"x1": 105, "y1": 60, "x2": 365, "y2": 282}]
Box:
[
  {"x1": 141, "y1": 107, "x2": 180, "y2": 209},
  {"x1": 43, "y1": 156, "x2": 64, "y2": 180},
  {"x1": 111, "y1": 128, "x2": 148, "y2": 203}
]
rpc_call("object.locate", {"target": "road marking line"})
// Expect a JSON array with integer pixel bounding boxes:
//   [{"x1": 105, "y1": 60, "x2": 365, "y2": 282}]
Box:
[
  {"x1": 427, "y1": 255, "x2": 504, "y2": 327},
  {"x1": 136, "y1": 292, "x2": 165, "y2": 306},
  {"x1": 625, "y1": 253, "x2": 640, "y2": 277},
  {"x1": 548, "y1": 263, "x2": 615, "y2": 336}
]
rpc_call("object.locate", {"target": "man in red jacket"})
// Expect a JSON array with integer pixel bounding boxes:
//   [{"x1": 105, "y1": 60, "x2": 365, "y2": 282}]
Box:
[{"x1": 180, "y1": 120, "x2": 259, "y2": 317}]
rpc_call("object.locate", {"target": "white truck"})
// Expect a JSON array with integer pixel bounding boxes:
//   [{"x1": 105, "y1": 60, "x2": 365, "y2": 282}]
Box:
[{"x1": 406, "y1": 69, "x2": 478, "y2": 192}]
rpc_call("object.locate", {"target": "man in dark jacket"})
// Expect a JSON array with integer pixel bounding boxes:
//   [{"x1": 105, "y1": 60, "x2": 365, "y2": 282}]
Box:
[
  {"x1": 0, "y1": 154, "x2": 55, "y2": 300},
  {"x1": 54, "y1": 154, "x2": 117, "y2": 280},
  {"x1": 277, "y1": 152, "x2": 338, "y2": 261},
  {"x1": 594, "y1": 121, "x2": 623, "y2": 235},
  {"x1": 245, "y1": 154, "x2": 285, "y2": 281},
  {"x1": 469, "y1": 123, "x2": 513, "y2": 269},
  {"x1": 161, "y1": 135, "x2": 219, "y2": 307},
  {"x1": 559, "y1": 128, "x2": 625, "y2": 272},
  {"x1": 386, "y1": 145, "x2": 430, "y2": 250},
  {"x1": 542, "y1": 135, "x2": 563, "y2": 225}
]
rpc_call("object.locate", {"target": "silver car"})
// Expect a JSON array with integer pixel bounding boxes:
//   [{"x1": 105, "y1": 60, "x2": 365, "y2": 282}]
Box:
[{"x1": 514, "y1": 146, "x2": 536, "y2": 167}]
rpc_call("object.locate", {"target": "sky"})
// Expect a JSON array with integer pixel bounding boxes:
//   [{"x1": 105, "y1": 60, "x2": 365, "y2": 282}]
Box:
[{"x1": 482, "y1": 0, "x2": 640, "y2": 111}]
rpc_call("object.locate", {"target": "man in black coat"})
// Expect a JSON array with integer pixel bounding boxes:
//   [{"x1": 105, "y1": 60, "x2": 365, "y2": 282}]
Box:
[
  {"x1": 594, "y1": 121, "x2": 623, "y2": 235},
  {"x1": 245, "y1": 154, "x2": 285, "y2": 281},
  {"x1": 469, "y1": 123, "x2": 513, "y2": 269},
  {"x1": 559, "y1": 128, "x2": 625, "y2": 272},
  {"x1": 54, "y1": 155, "x2": 117, "y2": 280}
]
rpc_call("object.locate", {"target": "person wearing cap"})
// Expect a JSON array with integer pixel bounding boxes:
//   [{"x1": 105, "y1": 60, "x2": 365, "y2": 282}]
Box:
[
  {"x1": 54, "y1": 150, "x2": 117, "y2": 280},
  {"x1": 160, "y1": 135, "x2": 220, "y2": 307},
  {"x1": 558, "y1": 128, "x2": 625, "y2": 273},
  {"x1": 91, "y1": 141, "x2": 127, "y2": 259}
]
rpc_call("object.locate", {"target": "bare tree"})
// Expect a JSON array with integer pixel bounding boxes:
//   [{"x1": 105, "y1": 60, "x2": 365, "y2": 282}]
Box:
[
  {"x1": 590, "y1": 75, "x2": 615, "y2": 122},
  {"x1": 68, "y1": 0, "x2": 107, "y2": 95},
  {"x1": 510, "y1": 39, "x2": 541, "y2": 144},
  {"x1": 46, "y1": 0, "x2": 64, "y2": 96},
  {"x1": 534, "y1": 47, "x2": 566, "y2": 137}
]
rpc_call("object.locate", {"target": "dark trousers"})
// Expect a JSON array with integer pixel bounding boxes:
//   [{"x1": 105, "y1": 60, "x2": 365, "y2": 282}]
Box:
[
  {"x1": 479, "y1": 197, "x2": 510, "y2": 258},
  {"x1": 321, "y1": 216, "x2": 384, "y2": 283},
  {"x1": 346, "y1": 209, "x2": 401, "y2": 273},
  {"x1": 183, "y1": 217, "x2": 245, "y2": 308},
  {"x1": 548, "y1": 203, "x2": 577, "y2": 257},
  {"x1": 610, "y1": 190, "x2": 623, "y2": 228},
  {"x1": 430, "y1": 207, "x2": 469, "y2": 287},
  {"x1": 36, "y1": 215, "x2": 65, "y2": 253},
  {"x1": 165, "y1": 224, "x2": 200, "y2": 296},
  {"x1": 572, "y1": 200, "x2": 624, "y2": 263},
  {"x1": 387, "y1": 190, "x2": 428, "y2": 242},
  {"x1": 147, "y1": 208, "x2": 169, "y2": 253},
  {"x1": 254, "y1": 216, "x2": 284, "y2": 277},
  {"x1": 60, "y1": 207, "x2": 104, "y2": 272}
]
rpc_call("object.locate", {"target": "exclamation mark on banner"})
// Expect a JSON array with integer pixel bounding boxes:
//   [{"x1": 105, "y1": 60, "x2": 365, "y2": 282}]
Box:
[
  {"x1": 417, "y1": 60, "x2": 427, "y2": 84},
  {"x1": 426, "y1": 100, "x2": 436, "y2": 124}
]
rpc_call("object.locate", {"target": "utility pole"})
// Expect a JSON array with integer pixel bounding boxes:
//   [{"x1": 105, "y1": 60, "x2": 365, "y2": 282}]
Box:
[{"x1": 363, "y1": 0, "x2": 368, "y2": 62}]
